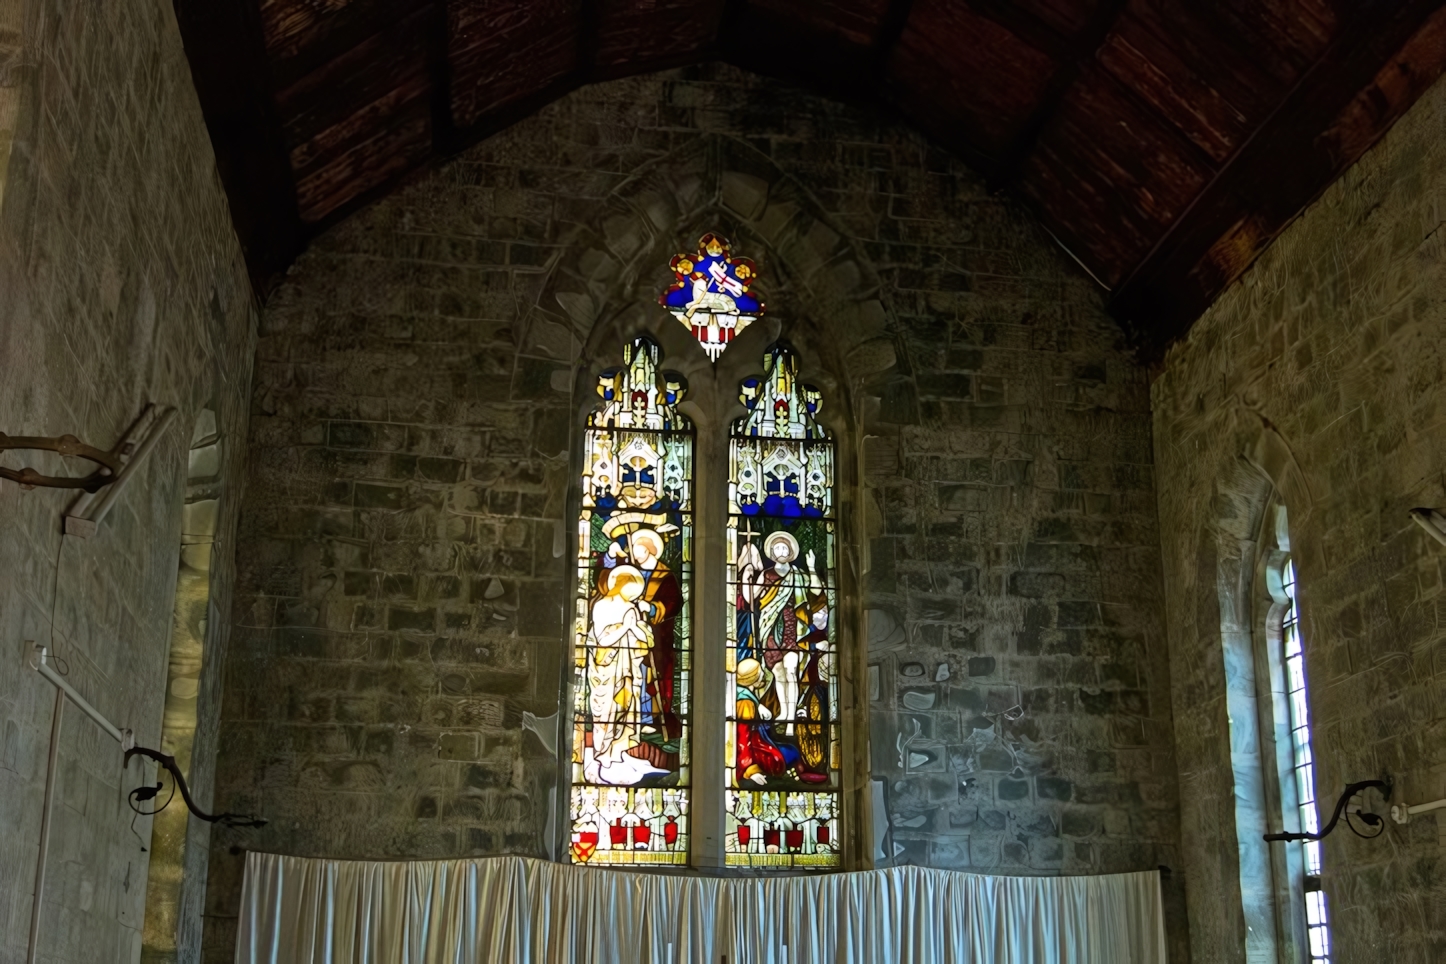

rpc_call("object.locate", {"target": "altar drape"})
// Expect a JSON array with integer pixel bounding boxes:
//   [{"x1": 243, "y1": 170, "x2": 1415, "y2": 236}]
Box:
[{"x1": 234, "y1": 852, "x2": 1167, "y2": 963}]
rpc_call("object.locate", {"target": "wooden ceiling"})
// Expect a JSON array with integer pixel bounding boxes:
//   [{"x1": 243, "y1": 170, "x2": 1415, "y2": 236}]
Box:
[{"x1": 174, "y1": 0, "x2": 1446, "y2": 356}]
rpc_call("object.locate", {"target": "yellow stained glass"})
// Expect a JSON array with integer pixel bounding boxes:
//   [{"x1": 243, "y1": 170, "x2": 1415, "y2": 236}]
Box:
[{"x1": 570, "y1": 337, "x2": 693, "y2": 866}]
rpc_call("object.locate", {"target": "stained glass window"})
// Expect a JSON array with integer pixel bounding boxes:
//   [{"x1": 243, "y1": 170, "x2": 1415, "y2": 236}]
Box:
[
  {"x1": 725, "y1": 344, "x2": 840, "y2": 867},
  {"x1": 659, "y1": 233, "x2": 764, "y2": 362},
  {"x1": 570, "y1": 337, "x2": 693, "y2": 865}
]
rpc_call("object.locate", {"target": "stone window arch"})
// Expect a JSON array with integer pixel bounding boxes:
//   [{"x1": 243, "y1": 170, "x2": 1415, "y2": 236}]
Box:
[
  {"x1": 1203, "y1": 409, "x2": 1321, "y2": 963},
  {"x1": 1253, "y1": 501, "x2": 1331, "y2": 963},
  {"x1": 142, "y1": 407, "x2": 224, "y2": 959},
  {"x1": 542, "y1": 137, "x2": 896, "y2": 871}
]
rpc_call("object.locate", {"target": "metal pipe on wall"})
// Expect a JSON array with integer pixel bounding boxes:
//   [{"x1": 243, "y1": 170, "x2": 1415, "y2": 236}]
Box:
[
  {"x1": 25, "y1": 643, "x2": 132, "y2": 964},
  {"x1": 29, "y1": 643, "x2": 130, "y2": 744},
  {"x1": 26, "y1": 688, "x2": 63, "y2": 964}
]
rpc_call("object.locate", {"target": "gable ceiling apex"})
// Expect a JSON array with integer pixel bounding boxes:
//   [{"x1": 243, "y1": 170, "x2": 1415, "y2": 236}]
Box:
[{"x1": 177, "y1": 0, "x2": 1446, "y2": 358}]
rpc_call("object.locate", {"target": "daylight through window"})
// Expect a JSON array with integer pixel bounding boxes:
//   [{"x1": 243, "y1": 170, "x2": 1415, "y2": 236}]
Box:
[
  {"x1": 725, "y1": 344, "x2": 840, "y2": 868},
  {"x1": 570, "y1": 237, "x2": 846, "y2": 870},
  {"x1": 570, "y1": 337, "x2": 693, "y2": 865},
  {"x1": 1282, "y1": 559, "x2": 1331, "y2": 963}
]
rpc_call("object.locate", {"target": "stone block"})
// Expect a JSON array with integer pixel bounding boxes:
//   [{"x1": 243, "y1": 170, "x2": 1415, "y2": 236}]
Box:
[
  {"x1": 1009, "y1": 572, "x2": 1065, "y2": 598},
  {"x1": 388, "y1": 607, "x2": 437, "y2": 633},
  {"x1": 438, "y1": 733, "x2": 480, "y2": 761},
  {"x1": 1036, "y1": 777, "x2": 1073, "y2": 802}
]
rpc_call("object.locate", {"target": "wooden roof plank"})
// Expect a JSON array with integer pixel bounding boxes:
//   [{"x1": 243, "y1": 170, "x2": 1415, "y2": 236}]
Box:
[
  {"x1": 174, "y1": 0, "x2": 304, "y2": 293},
  {"x1": 1111, "y1": 0, "x2": 1446, "y2": 357}
]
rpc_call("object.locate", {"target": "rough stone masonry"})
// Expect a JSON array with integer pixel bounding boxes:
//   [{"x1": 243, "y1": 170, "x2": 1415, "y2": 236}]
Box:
[
  {"x1": 0, "y1": 1, "x2": 255, "y2": 963},
  {"x1": 1152, "y1": 71, "x2": 1446, "y2": 964},
  {"x1": 206, "y1": 63, "x2": 1185, "y2": 960}
]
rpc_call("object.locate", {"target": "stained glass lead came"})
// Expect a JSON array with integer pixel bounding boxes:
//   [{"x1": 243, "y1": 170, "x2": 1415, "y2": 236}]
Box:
[
  {"x1": 571, "y1": 337, "x2": 693, "y2": 866},
  {"x1": 659, "y1": 233, "x2": 765, "y2": 362},
  {"x1": 725, "y1": 343, "x2": 841, "y2": 868}
]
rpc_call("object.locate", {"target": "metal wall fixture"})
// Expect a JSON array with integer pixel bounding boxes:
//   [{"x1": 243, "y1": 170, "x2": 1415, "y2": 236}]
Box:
[
  {"x1": 124, "y1": 745, "x2": 267, "y2": 829},
  {"x1": 64, "y1": 405, "x2": 177, "y2": 537},
  {"x1": 26, "y1": 643, "x2": 134, "y2": 964},
  {"x1": 1264, "y1": 779, "x2": 1392, "y2": 843},
  {"x1": 1409, "y1": 508, "x2": 1446, "y2": 548},
  {"x1": 0, "y1": 432, "x2": 122, "y2": 490},
  {"x1": 0, "y1": 404, "x2": 177, "y2": 536},
  {"x1": 1390, "y1": 796, "x2": 1446, "y2": 824}
]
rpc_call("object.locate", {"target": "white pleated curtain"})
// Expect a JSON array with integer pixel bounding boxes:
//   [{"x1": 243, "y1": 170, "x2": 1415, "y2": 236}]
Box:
[
  {"x1": 234, "y1": 849, "x2": 1162, "y2": 964},
  {"x1": 235, "y1": 853, "x2": 1166, "y2": 963}
]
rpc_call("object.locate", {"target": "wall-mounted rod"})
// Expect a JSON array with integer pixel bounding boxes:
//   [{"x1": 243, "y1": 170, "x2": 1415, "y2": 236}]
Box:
[
  {"x1": 28, "y1": 643, "x2": 131, "y2": 746},
  {"x1": 1409, "y1": 508, "x2": 1446, "y2": 548},
  {"x1": 25, "y1": 642, "x2": 132, "y2": 964},
  {"x1": 64, "y1": 405, "x2": 176, "y2": 537},
  {"x1": 26, "y1": 689, "x2": 63, "y2": 964},
  {"x1": 1390, "y1": 798, "x2": 1446, "y2": 824}
]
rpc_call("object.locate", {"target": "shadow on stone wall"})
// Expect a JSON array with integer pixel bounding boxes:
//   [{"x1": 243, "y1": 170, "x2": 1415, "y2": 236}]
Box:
[{"x1": 206, "y1": 63, "x2": 1186, "y2": 961}]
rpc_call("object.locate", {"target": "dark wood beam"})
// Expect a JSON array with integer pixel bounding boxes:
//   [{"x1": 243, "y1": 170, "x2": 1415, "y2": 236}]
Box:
[
  {"x1": 172, "y1": 0, "x2": 303, "y2": 298},
  {"x1": 986, "y1": 0, "x2": 1130, "y2": 190},
  {"x1": 427, "y1": 1, "x2": 458, "y2": 156},
  {"x1": 1111, "y1": 0, "x2": 1446, "y2": 361},
  {"x1": 713, "y1": 1, "x2": 886, "y2": 102},
  {"x1": 872, "y1": 0, "x2": 915, "y2": 78},
  {"x1": 292, "y1": 0, "x2": 609, "y2": 245},
  {"x1": 265, "y1": 0, "x2": 412, "y2": 92}
]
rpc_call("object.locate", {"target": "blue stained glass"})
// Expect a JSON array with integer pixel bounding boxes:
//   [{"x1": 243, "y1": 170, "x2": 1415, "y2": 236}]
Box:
[
  {"x1": 725, "y1": 343, "x2": 840, "y2": 868},
  {"x1": 659, "y1": 233, "x2": 765, "y2": 362},
  {"x1": 570, "y1": 336, "x2": 694, "y2": 866}
]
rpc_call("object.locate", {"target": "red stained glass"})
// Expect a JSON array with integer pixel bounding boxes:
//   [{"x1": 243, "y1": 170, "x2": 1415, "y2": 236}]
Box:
[
  {"x1": 570, "y1": 337, "x2": 693, "y2": 866},
  {"x1": 659, "y1": 233, "x2": 765, "y2": 362},
  {"x1": 725, "y1": 344, "x2": 841, "y2": 868}
]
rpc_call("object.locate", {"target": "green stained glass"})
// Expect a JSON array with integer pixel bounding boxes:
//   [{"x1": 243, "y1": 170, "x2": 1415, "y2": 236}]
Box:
[
  {"x1": 570, "y1": 336, "x2": 692, "y2": 866},
  {"x1": 724, "y1": 343, "x2": 841, "y2": 868}
]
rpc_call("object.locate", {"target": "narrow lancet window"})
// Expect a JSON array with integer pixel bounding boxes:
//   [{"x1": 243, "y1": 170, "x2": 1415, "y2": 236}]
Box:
[
  {"x1": 725, "y1": 343, "x2": 840, "y2": 867},
  {"x1": 1282, "y1": 559, "x2": 1331, "y2": 962},
  {"x1": 570, "y1": 336, "x2": 693, "y2": 865}
]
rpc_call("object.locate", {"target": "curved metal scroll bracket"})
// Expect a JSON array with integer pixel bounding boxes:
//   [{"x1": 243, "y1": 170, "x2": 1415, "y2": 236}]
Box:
[
  {"x1": 1264, "y1": 778, "x2": 1391, "y2": 843},
  {"x1": 124, "y1": 745, "x2": 268, "y2": 829}
]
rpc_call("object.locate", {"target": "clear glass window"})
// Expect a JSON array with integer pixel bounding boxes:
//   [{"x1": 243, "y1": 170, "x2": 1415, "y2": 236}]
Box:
[{"x1": 1282, "y1": 559, "x2": 1330, "y2": 962}]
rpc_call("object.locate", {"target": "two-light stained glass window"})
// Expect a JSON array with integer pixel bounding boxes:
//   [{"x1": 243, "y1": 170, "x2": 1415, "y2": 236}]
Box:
[
  {"x1": 570, "y1": 236, "x2": 842, "y2": 870},
  {"x1": 570, "y1": 337, "x2": 693, "y2": 866}
]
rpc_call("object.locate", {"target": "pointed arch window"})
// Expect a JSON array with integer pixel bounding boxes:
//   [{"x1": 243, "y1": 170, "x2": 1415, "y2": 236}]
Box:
[
  {"x1": 570, "y1": 337, "x2": 693, "y2": 866},
  {"x1": 725, "y1": 345, "x2": 840, "y2": 867},
  {"x1": 1280, "y1": 557, "x2": 1331, "y2": 962},
  {"x1": 569, "y1": 236, "x2": 850, "y2": 870}
]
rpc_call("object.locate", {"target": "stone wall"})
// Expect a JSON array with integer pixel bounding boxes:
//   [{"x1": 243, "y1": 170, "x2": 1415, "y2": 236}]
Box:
[
  {"x1": 209, "y1": 63, "x2": 1185, "y2": 959},
  {"x1": 1152, "y1": 74, "x2": 1446, "y2": 964},
  {"x1": 0, "y1": 1, "x2": 255, "y2": 963}
]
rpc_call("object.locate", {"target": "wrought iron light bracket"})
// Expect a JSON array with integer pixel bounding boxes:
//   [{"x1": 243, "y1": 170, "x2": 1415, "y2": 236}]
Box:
[
  {"x1": 1264, "y1": 778, "x2": 1392, "y2": 843},
  {"x1": 125, "y1": 745, "x2": 268, "y2": 829}
]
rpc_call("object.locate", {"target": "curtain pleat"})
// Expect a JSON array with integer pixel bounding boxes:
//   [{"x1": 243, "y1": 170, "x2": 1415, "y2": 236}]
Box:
[{"x1": 234, "y1": 853, "x2": 1167, "y2": 964}]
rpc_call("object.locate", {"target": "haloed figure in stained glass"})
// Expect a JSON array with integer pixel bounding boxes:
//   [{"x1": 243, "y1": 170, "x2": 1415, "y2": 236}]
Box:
[
  {"x1": 727, "y1": 343, "x2": 841, "y2": 867},
  {"x1": 735, "y1": 530, "x2": 829, "y2": 781},
  {"x1": 593, "y1": 522, "x2": 683, "y2": 782},
  {"x1": 573, "y1": 337, "x2": 693, "y2": 866}
]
